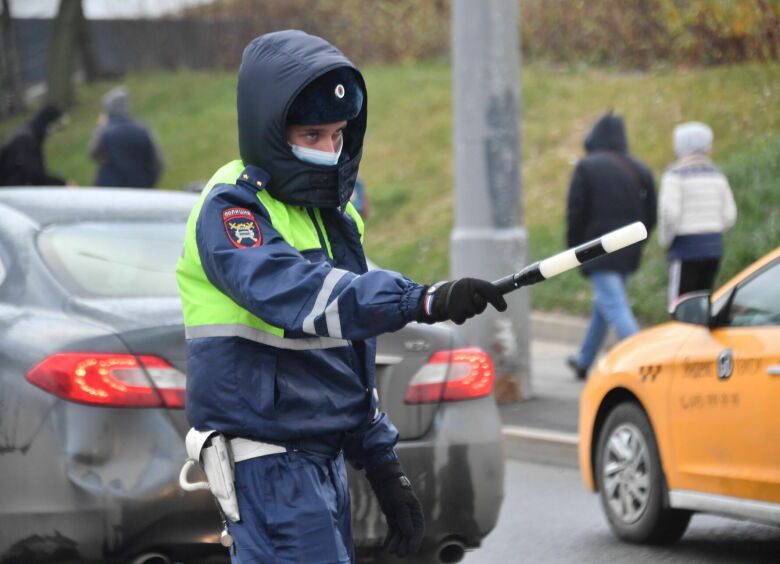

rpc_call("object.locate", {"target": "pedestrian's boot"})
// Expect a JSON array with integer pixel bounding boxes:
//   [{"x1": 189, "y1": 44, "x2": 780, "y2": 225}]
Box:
[{"x1": 566, "y1": 356, "x2": 587, "y2": 380}]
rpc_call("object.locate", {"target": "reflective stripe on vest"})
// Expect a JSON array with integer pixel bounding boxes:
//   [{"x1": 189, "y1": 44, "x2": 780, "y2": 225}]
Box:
[
  {"x1": 185, "y1": 323, "x2": 348, "y2": 349},
  {"x1": 176, "y1": 160, "x2": 364, "y2": 347}
]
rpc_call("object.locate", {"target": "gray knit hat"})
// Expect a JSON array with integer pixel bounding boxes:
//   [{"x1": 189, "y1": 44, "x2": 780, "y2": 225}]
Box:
[
  {"x1": 102, "y1": 86, "x2": 130, "y2": 118},
  {"x1": 673, "y1": 121, "x2": 713, "y2": 158}
]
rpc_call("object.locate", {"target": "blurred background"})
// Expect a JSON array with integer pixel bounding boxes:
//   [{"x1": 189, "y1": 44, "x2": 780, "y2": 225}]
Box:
[{"x1": 1, "y1": 0, "x2": 778, "y2": 324}]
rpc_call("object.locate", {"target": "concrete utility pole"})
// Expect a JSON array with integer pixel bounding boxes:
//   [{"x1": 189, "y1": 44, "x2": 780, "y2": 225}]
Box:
[
  {"x1": 0, "y1": 0, "x2": 24, "y2": 117},
  {"x1": 451, "y1": 0, "x2": 530, "y2": 401}
]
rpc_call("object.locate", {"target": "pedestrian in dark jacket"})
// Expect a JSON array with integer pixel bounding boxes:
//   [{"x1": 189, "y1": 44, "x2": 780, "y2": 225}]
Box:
[
  {"x1": 176, "y1": 30, "x2": 507, "y2": 562},
  {"x1": 88, "y1": 86, "x2": 164, "y2": 188},
  {"x1": 565, "y1": 112, "x2": 656, "y2": 379},
  {"x1": 0, "y1": 104, "x2": 66, "y2": 186}
]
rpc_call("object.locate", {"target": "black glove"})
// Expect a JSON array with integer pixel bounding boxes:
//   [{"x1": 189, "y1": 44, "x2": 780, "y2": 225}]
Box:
[
  {"x1": 417, "y1": 277, "x2": 508, "y2": 325},
  {"x1": 366, "y1": 461, "x2": 425, "y2": 558}
]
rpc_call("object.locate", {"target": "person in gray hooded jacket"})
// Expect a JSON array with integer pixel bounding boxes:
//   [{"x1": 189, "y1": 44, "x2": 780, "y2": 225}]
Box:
[{"x1": 88, "y1": 86, "x2": 164, "y2": 188}]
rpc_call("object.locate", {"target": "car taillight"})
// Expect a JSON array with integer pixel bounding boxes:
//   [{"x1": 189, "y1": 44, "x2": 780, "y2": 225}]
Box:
[
  {"x1": 26, "y1": 353, "x2": 185, "y2": 408},
  {"x1": 404, "y1": 347, "x2": 494, "y2": 404}
]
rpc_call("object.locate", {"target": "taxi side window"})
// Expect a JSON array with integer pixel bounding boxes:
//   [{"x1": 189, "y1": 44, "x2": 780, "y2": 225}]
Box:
[{"x1": 723, "y1": 260, "x2": 780, "y2": 327}]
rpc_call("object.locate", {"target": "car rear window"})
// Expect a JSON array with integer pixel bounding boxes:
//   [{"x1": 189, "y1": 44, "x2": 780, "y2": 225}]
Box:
[{"x1": 38, "y1": 222, "x2": 185, "y2": 297}]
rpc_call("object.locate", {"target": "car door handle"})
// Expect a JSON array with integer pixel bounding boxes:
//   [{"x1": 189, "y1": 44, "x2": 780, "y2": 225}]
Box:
[{"x1": 767, "y1": 365, "x2": 780, "y2": 376}]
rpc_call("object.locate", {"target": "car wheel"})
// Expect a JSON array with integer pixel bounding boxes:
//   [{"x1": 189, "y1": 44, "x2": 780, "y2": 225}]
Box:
[{"x1": 595, "y1": 402, "x2": 691, "y2": 545}]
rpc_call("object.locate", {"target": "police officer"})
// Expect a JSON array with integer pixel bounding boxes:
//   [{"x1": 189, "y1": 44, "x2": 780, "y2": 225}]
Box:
[{"x1": 176, "y1": 30, "x2": 506, "y2": 563}]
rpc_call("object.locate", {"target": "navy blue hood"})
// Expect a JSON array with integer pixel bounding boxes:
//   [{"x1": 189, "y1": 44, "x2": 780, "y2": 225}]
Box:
[
  {"x1": 584, "y1": 112, "x2": 628, "y2": 153},
  {"x1": 237, "y1": 30, "x2": 367, "y2": 208}
]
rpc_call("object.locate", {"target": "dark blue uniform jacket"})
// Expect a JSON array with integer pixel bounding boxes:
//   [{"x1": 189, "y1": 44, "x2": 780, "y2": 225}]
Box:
[{"x1": 184, "y1": 30, "x2": 425, "y2": 470}]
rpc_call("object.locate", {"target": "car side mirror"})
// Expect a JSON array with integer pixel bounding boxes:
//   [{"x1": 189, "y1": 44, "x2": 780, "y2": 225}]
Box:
[{"x1": 671, "y1": 292, "x2": 711, "y2": 326}]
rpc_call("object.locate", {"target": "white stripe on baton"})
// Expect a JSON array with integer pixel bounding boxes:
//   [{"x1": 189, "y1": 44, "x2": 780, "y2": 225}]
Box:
[{"x1": 493, "y1": 222, "x2": 648, "y2": 294}]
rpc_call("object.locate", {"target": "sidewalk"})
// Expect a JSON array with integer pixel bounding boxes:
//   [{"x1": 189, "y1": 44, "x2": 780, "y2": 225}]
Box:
[
  {"x1": 500, "y1": 339, "x2": 583, "y2": 433},
  {"x1": 498, "y1": 311, "x2": 617, "y2": 468}
]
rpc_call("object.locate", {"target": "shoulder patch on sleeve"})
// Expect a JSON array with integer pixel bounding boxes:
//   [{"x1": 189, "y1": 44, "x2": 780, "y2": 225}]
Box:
[{"x1": 222, "y1": 207, "x2": 262, "y2": 248}]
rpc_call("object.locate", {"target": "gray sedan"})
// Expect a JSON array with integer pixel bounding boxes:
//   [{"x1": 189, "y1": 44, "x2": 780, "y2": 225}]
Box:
[{"x1": 0, "y1": 187, "x2": 503, "y2": 564}]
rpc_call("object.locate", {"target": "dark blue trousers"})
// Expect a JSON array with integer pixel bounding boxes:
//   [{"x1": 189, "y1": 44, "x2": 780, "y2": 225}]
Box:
[{"x1": 228, "y1": 450, "x2": 353, "y2": 563}]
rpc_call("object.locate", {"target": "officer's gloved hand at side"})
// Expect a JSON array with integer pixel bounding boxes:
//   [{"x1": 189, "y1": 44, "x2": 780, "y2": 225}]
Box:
[
  {"x1": 417, "y1": 278, "x2": 508, "y2": 325},
  {"x1": 366, "y1": 461, "x2": 424, "y2": 558}
]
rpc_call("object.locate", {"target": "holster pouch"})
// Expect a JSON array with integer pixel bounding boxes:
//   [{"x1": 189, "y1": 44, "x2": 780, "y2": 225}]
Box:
[{"x1": 179, "y1": 428, "x2": 240, "y2": 522}]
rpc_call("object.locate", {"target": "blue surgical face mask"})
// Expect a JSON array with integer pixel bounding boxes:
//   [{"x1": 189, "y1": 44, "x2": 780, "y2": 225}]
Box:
[{"x1": 289, "y1": 137, "x2": 343, "y2": 166}]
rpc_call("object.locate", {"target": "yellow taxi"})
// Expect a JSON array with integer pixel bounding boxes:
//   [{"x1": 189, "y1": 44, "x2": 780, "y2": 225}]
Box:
[{"x1": 579, "y1": 247, "x2": 780, "y2": 544}]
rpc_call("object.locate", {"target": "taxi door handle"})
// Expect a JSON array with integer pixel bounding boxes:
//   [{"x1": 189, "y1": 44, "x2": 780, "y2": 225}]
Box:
[{"x1": 767, "y1": 365, "x2": 780, "y2": 376}]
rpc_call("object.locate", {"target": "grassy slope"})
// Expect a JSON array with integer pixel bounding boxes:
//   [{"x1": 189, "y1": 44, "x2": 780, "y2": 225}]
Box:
[
  {"x1": 0, "y1": 72, "x2": 240, "y2": 189},
  {"x1": 2, "y1": 62, "x2": 778, "y2": 324}
]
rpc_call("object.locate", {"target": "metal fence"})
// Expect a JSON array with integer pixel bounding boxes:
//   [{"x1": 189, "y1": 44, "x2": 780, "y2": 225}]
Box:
[{"x1": 13, "y1": 18, "x2": 255, "y2": 88}]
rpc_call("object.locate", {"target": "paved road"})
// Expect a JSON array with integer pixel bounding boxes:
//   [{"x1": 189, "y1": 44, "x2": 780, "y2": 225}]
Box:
[{"x1": 462, "y1": 459, "x2": 780, "y2": 563}]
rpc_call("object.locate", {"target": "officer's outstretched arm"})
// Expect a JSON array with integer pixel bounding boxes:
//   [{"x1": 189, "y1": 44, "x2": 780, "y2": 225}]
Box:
[{"x1": 196, "y1": 185, "x2": 424, "y2": 341}]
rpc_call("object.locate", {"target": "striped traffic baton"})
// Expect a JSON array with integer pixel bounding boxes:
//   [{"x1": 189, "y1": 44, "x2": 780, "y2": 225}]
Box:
[{"x1": 492, "y1": 222, "x2": 648, "y2": 294}]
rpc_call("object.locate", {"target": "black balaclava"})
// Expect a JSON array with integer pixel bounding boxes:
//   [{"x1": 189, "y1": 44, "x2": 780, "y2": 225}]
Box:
[{"x1": 236, "y1": 30, "x2": 367, "y2": 209}]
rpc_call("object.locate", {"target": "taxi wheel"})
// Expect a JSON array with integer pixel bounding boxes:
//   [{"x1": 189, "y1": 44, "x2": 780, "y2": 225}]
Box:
[{"x1": 595, "y1": 402, "x2": 691, "y2": 545}]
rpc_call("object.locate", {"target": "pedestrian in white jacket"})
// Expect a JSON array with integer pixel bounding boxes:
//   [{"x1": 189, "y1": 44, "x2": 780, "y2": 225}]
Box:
[{"x1": 658, "y1": 121, "x2": 737, "y2": 309}]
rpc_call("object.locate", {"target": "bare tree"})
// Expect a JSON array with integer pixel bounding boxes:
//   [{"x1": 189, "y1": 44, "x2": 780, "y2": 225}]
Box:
[
  {"x1": 0, "y1": 0, "x2": 24, "y2": 117},
  {"x1": 46, "y1": 0, "x2": 99, "y2": 108}
]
